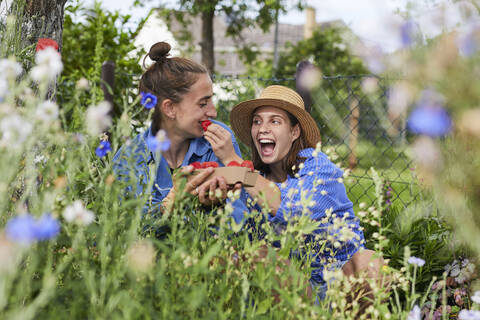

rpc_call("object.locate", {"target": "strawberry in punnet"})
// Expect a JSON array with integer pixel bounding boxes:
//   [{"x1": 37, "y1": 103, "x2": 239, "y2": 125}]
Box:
[
  {"x1": 201, "y1": 161, "x2": 219, "y2": 168},
  {"x1": 227, "y1": 161, "x2": 241, "y2": 167},
  {"x1": 240, "y1": 160, "x2": 254, "y2": 171},
  {"x1": 201, "y1": 120, "x2": 212, "y2": 131},
  {"x1": 190, "y1": 162, "x2": 202, "y2": 169}
]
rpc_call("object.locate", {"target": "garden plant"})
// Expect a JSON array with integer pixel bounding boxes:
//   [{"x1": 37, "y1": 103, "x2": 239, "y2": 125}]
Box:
[{"x1": 1, "y1": 1, "x2": 480, "y2": 319}]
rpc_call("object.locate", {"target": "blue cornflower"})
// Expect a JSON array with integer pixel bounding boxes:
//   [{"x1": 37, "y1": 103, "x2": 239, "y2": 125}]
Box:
[
  {"x1": 95, "y1": 141, "x2": 112, "y2": 158},
  {"x1": 141, "y1": 92, "x2": 157, "y2": 109},
  {"x1": 407, "y1": 90, "x2": 452, "y2": 137},
  {"x1": 35, "y1": 213, "x2": 60, "y2": 240},
  {"x1": 5, "y1": 214, "x2": 38, "y2": 245},
  {"x1": 400, "y1": 20, "x2": 416, "y2": 48},
  {"x1": 408, "y1": 256, "x2": 425, "y2": 267},
  {"x1": 147, "y1": 130, "x2": 171, "y2": 152},
  {"x1": 458, "y1": 27, "x2": 478, "y2": 57}
]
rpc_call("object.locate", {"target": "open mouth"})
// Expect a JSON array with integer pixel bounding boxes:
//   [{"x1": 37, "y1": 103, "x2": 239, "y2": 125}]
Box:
[{"x1": 258, "y1": 138, "x2": 276, "y2": 157}]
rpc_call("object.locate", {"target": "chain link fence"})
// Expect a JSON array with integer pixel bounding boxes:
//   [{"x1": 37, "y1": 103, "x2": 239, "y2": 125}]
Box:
[
  {"x1": 211, "y1": 74, "x2": 420, "y2": 210},
  {"x1": 87, "y1": 67, "x2": 420, "y2": 210}
]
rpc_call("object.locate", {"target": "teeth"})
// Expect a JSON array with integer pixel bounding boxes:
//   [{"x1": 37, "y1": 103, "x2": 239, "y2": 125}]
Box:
[{"x1": 259, "y1": 139, "x2": 274, "y2": 143}]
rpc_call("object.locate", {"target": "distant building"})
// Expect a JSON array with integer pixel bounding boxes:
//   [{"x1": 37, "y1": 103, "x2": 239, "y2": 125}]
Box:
[{"x1": 134, "y1": 7, "x2": 368, "y2": 75}]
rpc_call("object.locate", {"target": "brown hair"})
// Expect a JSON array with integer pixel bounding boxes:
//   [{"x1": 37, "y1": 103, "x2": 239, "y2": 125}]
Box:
[
  {"x1": 139, "y1": 42, "x2": 208, "y2": 134},
  {"x1": 251, "y1": 110, "x2": 306, "y2": 177}
]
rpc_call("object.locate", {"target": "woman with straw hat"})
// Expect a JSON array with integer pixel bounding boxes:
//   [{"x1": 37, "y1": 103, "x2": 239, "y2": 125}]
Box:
[{"x1": 228, "y1": 85, "x2": 366, "y2": 300}]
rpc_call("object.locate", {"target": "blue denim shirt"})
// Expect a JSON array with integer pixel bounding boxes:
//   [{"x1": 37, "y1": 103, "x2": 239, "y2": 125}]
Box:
[{"x1": 112, "y1": 120, "x2": 247, "y2": 224}]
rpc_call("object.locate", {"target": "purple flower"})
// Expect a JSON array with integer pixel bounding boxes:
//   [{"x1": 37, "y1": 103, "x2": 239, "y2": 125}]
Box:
[
  {"x1": 141, "y1": 92, "x2": 157, "y2": 109},
  {"x1": 457, "y1": 23, "x2": 479, "y2": 57},
  {"x1": 401, "y1": 20, "x2": 416, "y2": 47},
  {"x1": 408, "y1": 256, "x2": 426, "y2": 267},
  {"x1": 5, "y1": 214, "x2": 38, "y2": 245},
  {"x1": 95, "y1": 141, "x2": 111, "y2": 158},
  {"x1": 35, "y1": 213, "x2": 60, "y2": 240},
  {"x1": 407, "y1": 90, "x2": 452, "y2": 137}
]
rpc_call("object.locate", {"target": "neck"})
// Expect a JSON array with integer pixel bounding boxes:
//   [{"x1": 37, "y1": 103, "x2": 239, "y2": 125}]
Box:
[
  {"x1": 267, "y1": 161, "x2": 287, "y2": 183},
  {"x1": 160, "y1": 121, "x2": 190, "y2": 169}
]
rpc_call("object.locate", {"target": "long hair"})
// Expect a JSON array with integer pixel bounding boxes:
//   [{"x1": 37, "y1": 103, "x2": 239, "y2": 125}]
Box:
[
  {"x1": 139, "y1": 42, "x2": 208, "y2": 135},
  {"x1": 251, "y1": 111, "x2": 307, "y2": 177}
]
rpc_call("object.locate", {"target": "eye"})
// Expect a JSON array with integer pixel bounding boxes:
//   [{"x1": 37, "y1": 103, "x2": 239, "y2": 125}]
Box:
[
  {"x1": 272, "y1": 118, "x2": 281, "y2": 124},
  {"x1": 252, "y1": 118, "x2": 261, "y2": 125}
]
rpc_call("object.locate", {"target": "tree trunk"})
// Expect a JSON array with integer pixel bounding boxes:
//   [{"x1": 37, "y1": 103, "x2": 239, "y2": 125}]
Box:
[
  {"x1": 22, "y1": 0, "x2": 68, "y2": 51},
  {"x1": 200, "y1": 4, "x2": 215, "y2": 74}
]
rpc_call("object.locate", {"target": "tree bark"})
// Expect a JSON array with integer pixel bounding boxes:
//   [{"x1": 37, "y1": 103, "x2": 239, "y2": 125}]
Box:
[
  {"x1": 22, "y1": 0, "x2": 68, "y2": 51},
  {"x1": 200, "y1": 4, "x2": 215, "y2": 74}
]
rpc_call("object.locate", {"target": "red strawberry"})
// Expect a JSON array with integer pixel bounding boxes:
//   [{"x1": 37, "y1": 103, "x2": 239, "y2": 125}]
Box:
[
  {"x1": 202, "y1": 161, "x2": 219, "y2": 168},
  {"x1": 36, "y1": 38, "x2": 59, "y2": 52},
  {"x1": 227, "y1": 161, "x2": 241, "y2": 167},
  {"x1": 201, "y1": 120, "x2": 212, "y2": 131},
  {"x1": 190, "y1": 162, "x2": 202, "y2": 169},
  {"x1": 241, "y1": 160, "x2": 254, "y2": 171}
]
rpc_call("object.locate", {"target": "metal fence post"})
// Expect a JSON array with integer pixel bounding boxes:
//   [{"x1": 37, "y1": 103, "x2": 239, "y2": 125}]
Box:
[{"x1": 101, "y1": 61, "x2": 115, "y2": 114}]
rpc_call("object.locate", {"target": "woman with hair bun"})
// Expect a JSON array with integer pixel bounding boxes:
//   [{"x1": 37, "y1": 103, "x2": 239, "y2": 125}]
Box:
[{"x1": 113, "y1": 42, "x2": 246, "y2": 223}]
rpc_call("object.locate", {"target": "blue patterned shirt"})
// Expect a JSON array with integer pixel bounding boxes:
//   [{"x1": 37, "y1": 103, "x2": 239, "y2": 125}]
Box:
[{"x1": 255, "y1": 148, "x2": 365, "y2": 286}]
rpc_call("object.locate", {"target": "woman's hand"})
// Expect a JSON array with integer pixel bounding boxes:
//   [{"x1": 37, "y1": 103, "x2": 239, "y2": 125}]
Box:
[
  {"x1": 163, "y1": 166, "x2": 216, "y2": 209},
  {"x1": 197, "y1": 176, "x2": 229, "y2": 206},
  {"x1": 203, "y1": 124, "x2": 242, "y2": 165}
]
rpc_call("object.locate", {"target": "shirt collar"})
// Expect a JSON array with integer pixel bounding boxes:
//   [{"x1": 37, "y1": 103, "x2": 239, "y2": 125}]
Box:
[{"x1": 146, "y1": 126, "x2": 210, "y2": 164}]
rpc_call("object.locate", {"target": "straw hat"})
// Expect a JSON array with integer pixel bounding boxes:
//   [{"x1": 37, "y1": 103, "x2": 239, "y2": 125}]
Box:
[{"x1": 230, "y1": 85, "x2": 321, "y2": 147}]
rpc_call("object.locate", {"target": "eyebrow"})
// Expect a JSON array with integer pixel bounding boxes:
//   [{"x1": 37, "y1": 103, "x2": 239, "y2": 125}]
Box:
[{"x1": 198, "y1": 94, "x2": 213, "y2": 102}]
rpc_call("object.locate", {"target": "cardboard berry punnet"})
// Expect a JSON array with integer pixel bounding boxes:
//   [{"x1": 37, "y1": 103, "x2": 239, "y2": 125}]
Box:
[{"x1": 191, "y1": 160, "x2": 258, "y2": 187}]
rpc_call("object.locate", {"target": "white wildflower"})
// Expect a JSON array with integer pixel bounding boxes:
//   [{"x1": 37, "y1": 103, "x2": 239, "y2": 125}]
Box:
[
  {"x1": 85, "y1": 101, "x2": 112, "y2": 135},
  {"x1": 472, "y1": 291, "x2": 480, "y2": 304},
  {"x1": 0, "y1": 59, "x2": 22, "y2": 79},
  {"x1": 407, "y1": 305, "x2": 421, "y2": 320},
  {"x1": 76, "y1": 77, "x2": 89, "y2": 90},
  {"x1": 36, "y1": 101, "x2": 59, "y2": 122},
  {"x1": 0, "y1": 78, "x2": 8, "y2": 100},
  {"x1": 63, "y1": 200, "x2": 95, "y2": 225},
  {"x1": 34, "y1": 155, "x2": 46, "y2": 165},
  {"x1": 458, "y1": 309, "x2": 480, "y2": 320},
  {"x1": 0, "y1": 113, "x2": 32, "y2": 147},
  {"x1": 320, "y1": 190, "x2": 328, "y2": 196},
  {"x1": 127, "y1": 239, "x2": 156, "y2": 273},
  {"x1": 408, "y1": 256, "x2": 425, "y2": 267},
  {"x1": 31, "y1": 47, "x2": 63, "y2": 82}
]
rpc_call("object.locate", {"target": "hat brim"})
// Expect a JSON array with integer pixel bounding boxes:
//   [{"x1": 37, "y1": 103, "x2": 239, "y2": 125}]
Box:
[{"x1": 230, "y1": 97, "x2": 321, "y2": 148}]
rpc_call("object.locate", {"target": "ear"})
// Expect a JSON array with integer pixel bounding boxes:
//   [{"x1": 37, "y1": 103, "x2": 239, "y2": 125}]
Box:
[
  {"x1": 160, "y1": 99, "x2": 176, "y2": 120},
  {"x1": 291, "y1": 123, "x2": 301, "y2": 142}
]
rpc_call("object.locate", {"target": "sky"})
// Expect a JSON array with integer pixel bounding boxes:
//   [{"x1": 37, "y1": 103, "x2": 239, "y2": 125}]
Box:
[{"x1": 80, "y1": 0, "x2": 477, "y2": 53}]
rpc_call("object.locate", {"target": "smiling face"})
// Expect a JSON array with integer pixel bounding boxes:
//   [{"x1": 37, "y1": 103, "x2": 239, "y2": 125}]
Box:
[
  {"x1": 251, "y1": 106, "x2": 300, "y2": 167},
  {"x1": 173, "y1": 73, "x2": 217, "y2": 138}
]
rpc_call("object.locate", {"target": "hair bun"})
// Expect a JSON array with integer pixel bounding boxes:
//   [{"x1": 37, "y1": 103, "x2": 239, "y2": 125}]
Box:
[{"x1": 148, "y1": 42, "x2": 171, "y2": 62}]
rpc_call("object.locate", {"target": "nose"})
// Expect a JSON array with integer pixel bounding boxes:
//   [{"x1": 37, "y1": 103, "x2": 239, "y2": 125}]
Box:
[
  {"x1": 258, "y1": 122, "x2": 271, "y2": 134},
  {"x1": 205, "y1": 101, "x2": 217, "y2": 118}
]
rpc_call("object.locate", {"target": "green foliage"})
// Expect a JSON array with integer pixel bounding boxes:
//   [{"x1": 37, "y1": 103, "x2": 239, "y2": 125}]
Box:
[
  {"x1": 154, "y1": 0, "x2": 304, "y2": 72},
  {"x1": 245, "y1": 26, "x2": 367, "y2": 78},
  {"x1": 59, "y1": 0, "x2": 147, "y2": 121}
]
